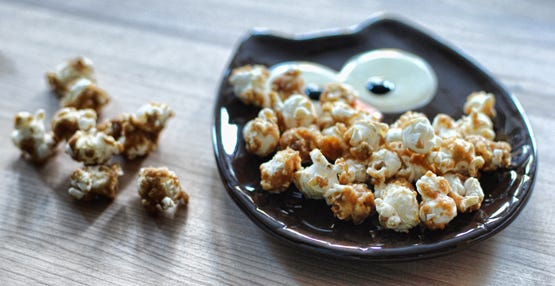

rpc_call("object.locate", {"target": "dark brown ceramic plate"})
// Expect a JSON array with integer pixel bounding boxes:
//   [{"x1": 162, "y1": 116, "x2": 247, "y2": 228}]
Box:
[{"x1": 212, "y1": 15, "x2": 537, "y2": 261}]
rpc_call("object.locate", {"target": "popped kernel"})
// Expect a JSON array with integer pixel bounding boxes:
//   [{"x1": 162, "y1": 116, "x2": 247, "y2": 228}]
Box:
[
  {"x1": 243, "y1": 108, "x2": 280, "y2": 157},
  {"x1": 51, "y1": 107, "x2": 97, "y2": 141},
  {"x1": 457, "y1": 110, "x2": 495, "y2": 141},
  {"x1": 46, "y1": 56, "x2": 96, "y2": 97},
  {"x1": 401, "y1": 117, "x2": 438, "y2": 154},
  {"x1": 343, "y1": 119, "x2": 388, "y2": 160},
  {"x1": 374, "y1": 179, "x2": 420, "y2": 233},
  {"x1": 294, "y1": 149, "x2": 340, "y2": 199},
  {"x1": 138, "y1": 167, "x2": 189, "y2": 214},
  {"x1": 325, "y1": 183, "x2": 374, "y2": 225},
  {"x1": 444, "y1": 173, "x2": 484, "y2": 213},
  {"x1": 335, "y1": 157, "x2": 369, "y2": 184},
  {"x1": 318, "y1": 123, "x2": 348, "y2": 161},
  {"x1": 427, "y1": 137, "x2": 485, "y2": 177},
  {"x1": 11, "y1": 110, "x2": 58, "y2": 164},
  {"x1": 466, "y1": 135, "x2": 511, "y2": 171},
  {"x1": 432, "y1": 113, "x2": 461, "y2": 139},
  {"x1": 320, "y1": 82, "x2": 358, "y2": 106},
  {"x1": 416, "y1": 171, "x2": 457, "y2": 230},
  {"x1": 66, "y1": 129, "x2": 122, "y2": 165},
  {"x1": 229, "y1": 65, "x2": 270, "y2": 107},
  {"x1": 270, "y1": 68, "x2": 304, "y2": 99},
  {"x1": 464, "y1": 91, "x2": 496, "y2": 118},
  {"x1": 260, "y1": 148, "x2": 302, "y2": 193},
  {"x1": 61, "y1": 78, "x2": 110, "y2": 113},
  {"x1": 130, "y1": 102, "x2": 174, "y2": 133},
  {"x1": 319, "y1": 101, "x2": 359, "y2": 129},
  {"x1": 68, "y1": 164, "x2": 123, "y2": 201},
  {"x1": 279, "y1": 125, "x2": 320, "y2": 162},
  {"x1": 366, "y1": 148, "x2": 402, "y2": 184},
  {"x1": 279, "y1": 94, "x2": 318, "y2": 130}
]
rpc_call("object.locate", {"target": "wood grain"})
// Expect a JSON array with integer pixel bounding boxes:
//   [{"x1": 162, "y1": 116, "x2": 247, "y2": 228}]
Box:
[{"x1": 0, "y1": 0, "x2": 553, "y2": 285}]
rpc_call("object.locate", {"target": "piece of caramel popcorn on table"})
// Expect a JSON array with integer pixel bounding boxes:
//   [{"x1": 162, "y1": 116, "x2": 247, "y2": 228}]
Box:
[
  {"x1": 137, "y1": 167, "x2": 189, "y2": 214},
  {"x1": 68, "y1": 164, "x2": 123, "y2": 201},
  {"x1": 51, "y1": 107, "x2": 97, "y2": 141},
  {"x1": 66, "y1": 129, "x2": 122, "y2": 165},
  {"x1": 46, "y1": 56, "x2": 96, "y2": 97},
  {"x1": 61, "y1": 78, "x2": 110, "y2": 113},
  {"x1": 11, "y1": 110, "x2": 58, "y2": 164}
]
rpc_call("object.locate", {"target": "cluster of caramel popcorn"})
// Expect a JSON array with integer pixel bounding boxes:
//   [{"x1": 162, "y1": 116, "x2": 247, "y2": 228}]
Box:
[
  {"x1": 137, "y1": 167, "x2": 189, "y2": 214},
  {"x1": 230, "y1": 64, "x2": 511, "y2": 232},
  {"x1": 11, "y1": 57, "x2": 186, "y2": 214}
]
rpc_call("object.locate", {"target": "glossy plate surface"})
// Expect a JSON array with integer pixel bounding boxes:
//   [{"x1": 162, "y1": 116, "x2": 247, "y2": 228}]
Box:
[{"x1": 212, "y1": 15, "x2": 537, "y2": 261}]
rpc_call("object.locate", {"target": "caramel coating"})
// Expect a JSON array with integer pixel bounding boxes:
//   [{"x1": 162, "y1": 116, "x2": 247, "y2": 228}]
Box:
[
  {"x1": 46, "y1": 56, "x2": 96, "y2": 97},
  {"x1": 271, "y1": 68, "x2": 304, "y2": 99},
  {"x1": 51, "y1": 107, "x2": 97, "y2": 141},
  {"x1": 66, "y1": 129, "x2": 123, "y2": 165},
  {"x1": 11, "y1": 110, "x2": 58, "y2": 164},
  {"x1": 279, "y1": 125, "x2": 320, "y2": 162},
  {"x1": 61, "y1": 78, "x2": 110, "y2": 113},
  {"x1": 260, "y1": 148, "x2": 302, "y2": 193},
  {"x1": 68, "y1": 164, "x2": 123, "y2": 201},
  {"x1": 138, "y1": 167, "x2": 189, "y2": 214},
  {"x1": 325, "y1": 183, "x2": 374, "y2": 225}
]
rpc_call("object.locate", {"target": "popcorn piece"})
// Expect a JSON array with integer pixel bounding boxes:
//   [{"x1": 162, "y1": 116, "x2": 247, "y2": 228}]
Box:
[
  {"x1": 401, "y1": 117, "x2": 438, "y2": 154},
  {"x1": 106, "y1": 103, "x2": 174, "y2": 160},
  {"x1": 444, "y1": 173, "x2": 484, "y2": 213},
  {"x1": 416, "y1": 171, "x2": 457, "y2": 230},
  {"x1": 335, "y1": 157, "x2": 369, "y2": 184},
  {"x1": 366, "y1": 148, "x2": 402, "y2": 184},
  {"x1": 66, "y1": 129, "x2": 122, "y2": 165},
  {"x1": 319, "y1": 101, "x2": 358, "y2": 129},
  {"x1": 61, "y1": 78, "x2": 110, "y2": 113},
  {"x1": 68, "y1": 164, "x2": 123, "y2": 201},
  {"x1": 385, "y1": 127, "x2": 402, "y2": 143},
  {"x1": 374, "y1": 179, "x2": 420, "y2": 232},
  {"x1": 427, "y1": 137, "x2": 485, "y2": 177},
  {"x1": 46, "y1": 56, "x2": 96, "y2": 97},
  {"x1": 391, "y1": 111, "x2": 427, "y2": 129},
  {"x1": 464, "y1": 91, "x2": 496, "y2": 118},
  {"x1": 243, "y1": 108, "x2": 280, "y2": 157},
  {"x1": 271, "y1": 68, "x2": 304, "y2": 99},
  {"x1": 138, "y1": 167, "x2": 189, "y2": 214},
  {"x1": 11, "y1": 110, "x2": 58, "y2": 164},
  {"x1": 388, "y1": 141, "x2": 429, "y2": 183},
  {"x1": 229, "y1": 65, "x2": 270, "y2": 107},
  {"x1": 279, "y1": 125, "x2": 320, "y2": 162},
  {"x1": 325, "y1": 183, "x2": 374, "y2": 225},
  {"x1": 343, "y1": 120, "x2": 388, "y2": 160},
  {"x1": 280, "y1": 94, "x2": 317, "y2": 130},
  {"x1": 260, "y1": 148, "x2": 302, "y2": 193},
  {"x1": 318, "y1": 123, "x2": 348, "y2": 161},
  {"x1": 466, "y1": 135, "x2": 511, "y2": 171},
  {"x1": 457, "y1": 111, "x2": 495, "y2": 141},
  {"x1": 294, "y1": 149, "x2": 340, "y2": 199},
  {"x1": 130, "y1": 102, "x2": 174, "y2": 133},
  {"x1": 432, "y1": 114, "x2": 461, "y2": 139},
  {"x1": 320, "y1": 82, "x2": 358, "y2": 106},
  {"x1": 51, "y1": 107, "x2": 97, "y2": 141}
]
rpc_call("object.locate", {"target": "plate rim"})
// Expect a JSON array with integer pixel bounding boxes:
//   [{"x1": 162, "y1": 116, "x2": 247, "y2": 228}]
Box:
[{"x1": 211, "y1": 14, "x2": 538, "y2": 261}]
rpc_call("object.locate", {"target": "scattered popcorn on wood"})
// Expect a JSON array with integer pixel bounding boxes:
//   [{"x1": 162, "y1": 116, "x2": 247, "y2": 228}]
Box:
[
  {"x1": 68, "y1": 164, "x2": 123, "y2": 201},
  {"x1": 51, "y1": 107, "x2": 97, "y2": 141},
  {"x1": 66, "y1": 129, "x2": 123, "y2": 165},
  {"x1": 61, "y1": 78, "x2": 110, "y2": 113},
  {"x1": 46, "y1": 56, "x2": 96, "y2": 97},
  {"x1": 137, "y1": 167, "x2": 189, "y2": 214},
  {"x1": 11, "y1": 110, "x2": 58, "y2": 164}
]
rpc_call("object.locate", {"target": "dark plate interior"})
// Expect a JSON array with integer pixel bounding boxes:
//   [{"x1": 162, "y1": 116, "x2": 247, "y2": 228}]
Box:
[{"x1": 212, "y1": 15, "x2": 537, "y2": 261}]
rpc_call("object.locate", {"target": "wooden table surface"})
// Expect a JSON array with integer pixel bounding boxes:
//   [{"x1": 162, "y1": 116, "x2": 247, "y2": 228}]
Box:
[{"x1": 1, "y1": 0, "x2": 553, "y2": 285}]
